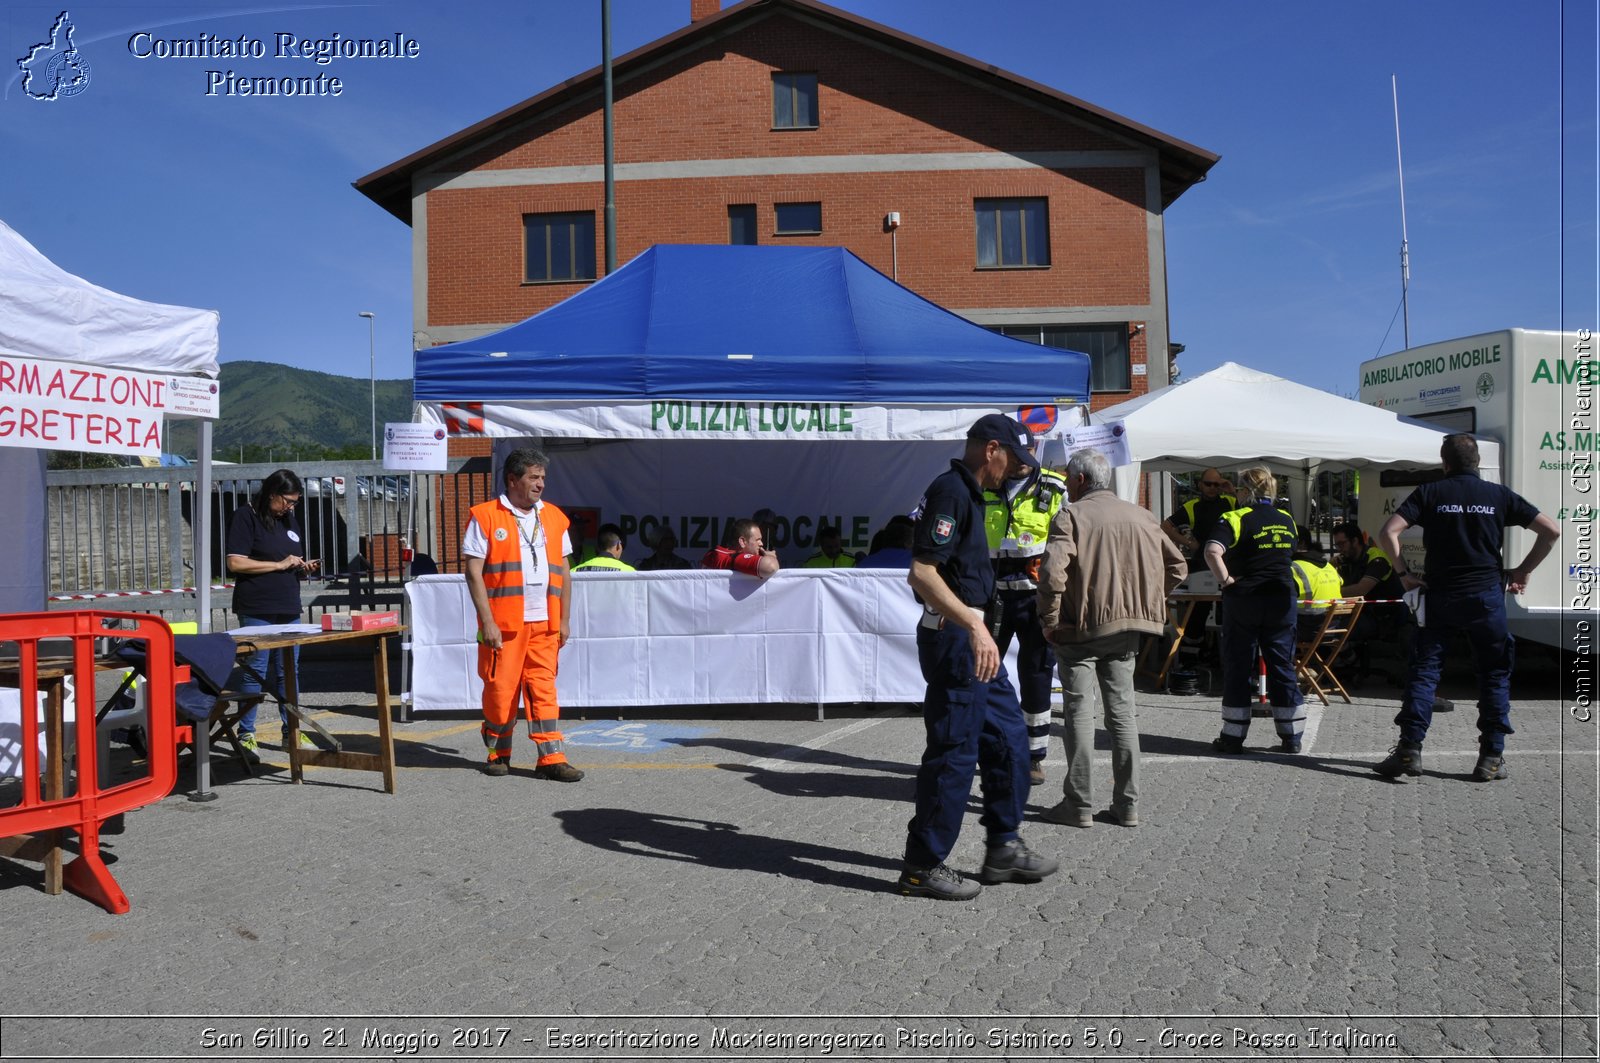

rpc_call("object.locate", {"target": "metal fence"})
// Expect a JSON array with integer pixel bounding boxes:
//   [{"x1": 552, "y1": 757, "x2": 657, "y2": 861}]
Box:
[{"x1": 43, "y1": 461, "x2": 465, "y2": 623}]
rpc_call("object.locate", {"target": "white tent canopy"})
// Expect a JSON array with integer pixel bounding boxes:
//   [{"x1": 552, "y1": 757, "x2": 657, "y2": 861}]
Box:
[
  {"x1": 1091, "y1": 361, "x2": 1496, "y2": 517},
  {"x1": 0, "y1": 218, "x2": 219, "y2": 616},
  {"x1": 0, "y1": 220, "x2": 218, "y2": 375}
]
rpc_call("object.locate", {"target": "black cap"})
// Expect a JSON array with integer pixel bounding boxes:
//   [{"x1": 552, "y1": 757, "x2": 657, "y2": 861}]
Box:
[{"x1": 967, "y1": 413, "x2": 1040, "y2": 470}]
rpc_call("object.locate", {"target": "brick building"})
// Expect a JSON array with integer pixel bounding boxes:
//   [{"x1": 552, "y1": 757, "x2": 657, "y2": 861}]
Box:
[{"x1": 356, "y1": 0, "x2": 1217, "y2": 412}]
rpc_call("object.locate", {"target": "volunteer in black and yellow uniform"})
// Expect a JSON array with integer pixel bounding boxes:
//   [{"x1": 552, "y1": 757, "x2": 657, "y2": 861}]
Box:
[
  {"x1": 573, "y1": 525, "x2": 635, "y2": 572},
  {"x1": 1291, "y1": 539, "x2": 1345, "y2": 642},
  {"x1": 1160, "y1": 469, "x2": 1236, "y2": 662},
  {"x1": 803, "y1": 525, "x2": 858, "y2": 568},
  {"x1": 983, "y1": 460, "x2": 1067, "y2": 784},
  {"x1": 1203, "y1": 466, "x2": 1303, "y2": 754}
]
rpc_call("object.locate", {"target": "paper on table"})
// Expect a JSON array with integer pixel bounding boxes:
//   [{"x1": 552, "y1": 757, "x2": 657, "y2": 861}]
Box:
[{"x1": 226, "y1": 623, "x2": 324, "y2": 636}]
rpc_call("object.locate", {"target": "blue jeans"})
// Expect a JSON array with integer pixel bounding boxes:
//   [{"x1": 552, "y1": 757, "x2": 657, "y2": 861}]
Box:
[
  {"x1": 904, "y1": 621, "x2": 1030, "y2": 869},
  {"x1": 232, "y1": 613, "x2": 300, "y2": 734},
  {"x1": 1397, "y1": 590, "x2": 1515, "y2": 754}
]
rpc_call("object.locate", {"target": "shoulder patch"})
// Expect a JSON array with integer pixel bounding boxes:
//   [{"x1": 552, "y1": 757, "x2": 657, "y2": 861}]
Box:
[{"x1": 932, "y1": 515, "x2": 956, "y2": 544}]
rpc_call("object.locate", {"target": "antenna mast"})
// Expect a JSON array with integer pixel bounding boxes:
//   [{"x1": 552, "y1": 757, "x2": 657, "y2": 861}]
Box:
[{"x1": 1392, "y1": 74, "x2": 1411, "y2": 349}]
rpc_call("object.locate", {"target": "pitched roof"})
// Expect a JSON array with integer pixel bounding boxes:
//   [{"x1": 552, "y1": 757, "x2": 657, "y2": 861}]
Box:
[{"x1": 354, "y1": 0, "x2": 1219, "y2": 223}]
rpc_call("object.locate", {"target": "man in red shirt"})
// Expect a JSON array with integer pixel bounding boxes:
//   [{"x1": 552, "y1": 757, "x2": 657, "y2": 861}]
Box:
[{"x1": 700, "y1": 518, "x2": 780, "y2": 578}]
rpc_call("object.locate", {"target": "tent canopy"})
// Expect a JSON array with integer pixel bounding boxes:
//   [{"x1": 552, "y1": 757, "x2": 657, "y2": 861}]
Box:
[
  {"x1": 0, "y1": 219, "x2": 218, "y2": 377},
  {"x1": 415, "y1": 244, "x2": 1090, "y2": 407},
  {"x1": 1094, "y1": 361, "x2": 1461, "y2": 474}
]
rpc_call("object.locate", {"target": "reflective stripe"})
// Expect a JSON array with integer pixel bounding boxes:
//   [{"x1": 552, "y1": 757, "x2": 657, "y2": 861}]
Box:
[
  {"x1": 482, "y1": 561, "x2": 520, "y2": 575},
  {"x1": 548, "y1": 564, "x2": 568, "y2": 576},
  {"x1": 995, "y1": 575, "x2": 1038, "y2": 591},
  {"x1": 534, "y1": 738, "x2": 564, "y2": 756},
  {"x1": 485, "y1": 585, "x2": 522, "y2": 599},
  {"x1": 546, "y1": 586, "x2": 561, "y2": 598}
]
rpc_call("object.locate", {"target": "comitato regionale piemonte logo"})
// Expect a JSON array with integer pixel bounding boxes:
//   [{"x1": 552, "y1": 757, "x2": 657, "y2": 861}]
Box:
[{"x1": 18, "y1": 11, "x2": 91, "y2": 100}]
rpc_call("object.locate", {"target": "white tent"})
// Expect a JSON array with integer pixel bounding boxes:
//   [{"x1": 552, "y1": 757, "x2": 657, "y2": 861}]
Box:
[
  {"x1": 1089, "y1": 361, "x2": 1496, "y2": 518},
  {"x1": 0, "y1": 218, "x2": 219, "y2": 616}
]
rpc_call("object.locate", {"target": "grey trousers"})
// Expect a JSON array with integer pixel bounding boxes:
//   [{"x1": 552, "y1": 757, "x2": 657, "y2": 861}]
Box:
[{"x1": 1053, "y1": 631, "x2": 1142, "y2": 816}]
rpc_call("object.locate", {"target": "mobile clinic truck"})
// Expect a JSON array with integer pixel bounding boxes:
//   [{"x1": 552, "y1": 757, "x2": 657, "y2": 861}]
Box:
[{"x1": 1358, "y1": 329, "x2": 1595, "y2": 652}]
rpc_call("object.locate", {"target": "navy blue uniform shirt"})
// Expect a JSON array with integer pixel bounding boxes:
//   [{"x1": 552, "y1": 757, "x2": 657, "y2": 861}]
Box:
[
  {"x1": 1209, "y1": 501, "x2": 1298, "y2": 596},
  {"x1": 1394, "y1": 471, "x2": 1539, "y2": 597},
  {"x1": 912, "y1": 459, "x2": 994, "y2": 607},
  {"x1": 226, "y1": 503, "x2": 307, "y2": 616}
]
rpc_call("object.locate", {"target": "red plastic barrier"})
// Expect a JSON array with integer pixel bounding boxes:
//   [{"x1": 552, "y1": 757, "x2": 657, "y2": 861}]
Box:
[{"x1": 0, "y1": 611, "x2": 181, "y2": 913}]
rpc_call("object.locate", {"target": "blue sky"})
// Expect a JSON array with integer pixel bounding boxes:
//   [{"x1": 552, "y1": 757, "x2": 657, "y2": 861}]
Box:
[{"x1": 2, "y1": 0, "x2": 1594, "y2": 398}]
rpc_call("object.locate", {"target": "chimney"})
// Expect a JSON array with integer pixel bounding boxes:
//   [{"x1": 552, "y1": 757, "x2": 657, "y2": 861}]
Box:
[{"x1": 691, "y1": 0, "x2": 720, "y2": 22}]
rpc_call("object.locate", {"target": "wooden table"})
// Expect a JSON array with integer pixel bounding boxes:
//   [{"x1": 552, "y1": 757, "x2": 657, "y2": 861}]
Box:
[
  {"x1": 1139, "y1": 592, "x2": 1222, "y2": 688},
  {"x1": 229, "y1": 625, "x2": 405, "y2": 794}
]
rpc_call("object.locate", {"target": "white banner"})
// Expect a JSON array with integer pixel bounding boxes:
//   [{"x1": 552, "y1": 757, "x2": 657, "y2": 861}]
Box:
[
  {"x1": 0, "y1": 353, "x2": 219, "y2": 456},
  {"x1": 421, "y1": 399, "x2": 1085, "y2": 442},
  {"x1": 405, "y1": 571, "x2": 1025, "y2": 711}
]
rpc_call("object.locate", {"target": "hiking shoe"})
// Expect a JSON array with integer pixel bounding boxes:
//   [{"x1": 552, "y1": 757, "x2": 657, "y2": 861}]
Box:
[
  {"x1": 1471, "y1": 754, "x2": 1507, "y2": 782},
  {"x1": 980, "y1": 839, "x2": 1059, "y2": 884},
  {"x1": 1105, "y1": 808, "x2": 1139, "y2": 828},
  {"x1": 236, "y1": 732, "x2": 261, "y2": 764},
  {"x1": 1040, "y1": 801, "x2": 1092, "y2": 828},
  {"x1": 482, "y1": 760, "x2": 510, "y2": 777},
  {"x1": 1029, "y1": 762, "x2": 1046, "y2": 786},
  {"x1": 898, "y1": 863, "x2": 981, "y2": 900},
  {"x1": 534, "y1": 762, "x2": 585, "y2": 782},
  {"x1": 1279, "y1": 736, "x2": 1302, "y2": 754},
  {"x1": 1374, "y1": 742, "x2": 1423, "y2": 778},
  {"x1": 1211, "y1": 735, "x2": 1245, "y2": 755}
]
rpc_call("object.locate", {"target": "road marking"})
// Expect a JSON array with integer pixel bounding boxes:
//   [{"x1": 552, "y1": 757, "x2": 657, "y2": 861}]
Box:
[{"x1": 749, "y1": 712, "x2": 897, "y2": 771}]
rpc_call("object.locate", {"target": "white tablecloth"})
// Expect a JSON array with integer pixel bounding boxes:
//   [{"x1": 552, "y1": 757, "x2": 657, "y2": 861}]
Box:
[{"x1": 406, "y1": 569, "x2": 997, "y2": 711}]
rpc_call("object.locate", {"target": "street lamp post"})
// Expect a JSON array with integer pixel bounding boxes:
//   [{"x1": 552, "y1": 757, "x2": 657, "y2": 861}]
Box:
[{"x1": 359, "y1": 311, "x2": 376, "y2": 459}]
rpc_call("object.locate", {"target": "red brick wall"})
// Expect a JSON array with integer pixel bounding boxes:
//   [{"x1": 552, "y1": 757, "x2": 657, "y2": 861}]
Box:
[{"x1": 425, "y1": 10, "x2": 1160, "y2": 412}]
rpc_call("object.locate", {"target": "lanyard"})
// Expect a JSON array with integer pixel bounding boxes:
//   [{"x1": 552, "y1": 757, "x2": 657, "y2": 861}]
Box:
[{"x1": 515, "y1": 507, "x2": 542, "y2": 572}]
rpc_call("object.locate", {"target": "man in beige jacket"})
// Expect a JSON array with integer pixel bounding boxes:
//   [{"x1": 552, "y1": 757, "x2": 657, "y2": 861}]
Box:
[{"x1": 1036, "y1": 448, "x2": 1187, "y2": 828}]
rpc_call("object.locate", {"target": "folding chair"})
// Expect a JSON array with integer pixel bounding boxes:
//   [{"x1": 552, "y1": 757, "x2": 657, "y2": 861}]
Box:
[
  {"x1": 1294, "y1": 598, "x2": 1364, "y2": 705},
  {"x1": 114, "y1": 633, "x2": 265, "y2": 802}
]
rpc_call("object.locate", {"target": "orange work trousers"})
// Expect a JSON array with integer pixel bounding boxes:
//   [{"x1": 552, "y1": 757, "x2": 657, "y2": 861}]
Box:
[{"x1": 478, "y1": 617, "x2": 568, "y2": 767}]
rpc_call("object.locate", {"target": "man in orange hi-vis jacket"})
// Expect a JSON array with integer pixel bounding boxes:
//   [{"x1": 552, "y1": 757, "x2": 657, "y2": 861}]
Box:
[{"x1": 462, "y1": 448, "x2": 584, "y2": 781}]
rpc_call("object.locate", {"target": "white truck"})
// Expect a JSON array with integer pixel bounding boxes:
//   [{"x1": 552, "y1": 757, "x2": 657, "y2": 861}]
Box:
[{"x1": 1358, "y1": 328, "x2": 1596, "y2": 652}]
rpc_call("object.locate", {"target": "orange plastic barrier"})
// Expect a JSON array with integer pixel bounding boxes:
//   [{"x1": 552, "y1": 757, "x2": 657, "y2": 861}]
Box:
[{"x1": 0, "y1": 611, "x2": 182, "y2": 914}]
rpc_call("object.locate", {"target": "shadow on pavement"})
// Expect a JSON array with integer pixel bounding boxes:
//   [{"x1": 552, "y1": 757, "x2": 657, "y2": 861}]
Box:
[
  {"x1": 665, "y1": 734, "x2": 914, "y2": 776},
  {"x1": 555, "y1": 808, "x2": 901, "y2": 894},
  {"x1": 714, "y1": 762, "x2": 913, "y2": 803}
]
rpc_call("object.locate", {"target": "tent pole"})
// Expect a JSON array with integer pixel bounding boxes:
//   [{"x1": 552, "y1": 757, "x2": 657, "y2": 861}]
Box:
[
  {"x1": 196, "y1": 419, "x2": 213, "y2": 633},
  {"x1": 602, "y1": 0, "x2": 617, "y2": 275}
]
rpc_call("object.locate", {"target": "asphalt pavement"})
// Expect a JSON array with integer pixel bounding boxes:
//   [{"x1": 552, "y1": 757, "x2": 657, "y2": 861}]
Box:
[{"x1": 1, "y1": 648, "x2": 1595, "y2": 1062}]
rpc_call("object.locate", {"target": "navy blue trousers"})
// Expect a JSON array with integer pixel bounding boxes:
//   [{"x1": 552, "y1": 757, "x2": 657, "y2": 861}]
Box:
[
  {"x1": 1397, "y1": 589, "x2": 1515, "y2": 754},
  {"x1": 1218, "y1": 591, "x2": 1304, "y2": 741},
  {"x1": 994, "y1": 590, "x2": 1054, "y2": 762},
  {"x1": 904, "y1": 621, "x2": 1029, "y2": 869}
]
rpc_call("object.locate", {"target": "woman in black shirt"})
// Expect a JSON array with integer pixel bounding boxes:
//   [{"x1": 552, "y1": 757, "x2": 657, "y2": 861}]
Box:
[{"x1": 226, "y1": 469, "x2": 318, "y2": 750}]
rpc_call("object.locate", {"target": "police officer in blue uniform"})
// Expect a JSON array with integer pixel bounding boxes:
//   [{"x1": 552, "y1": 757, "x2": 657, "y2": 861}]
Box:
[
  {"x1": 1373, "y1": 434, "x2": 1559, "y2": 782},
  {"x1": 898, "y1": 414, "x2": 1060, "y2": 901}
]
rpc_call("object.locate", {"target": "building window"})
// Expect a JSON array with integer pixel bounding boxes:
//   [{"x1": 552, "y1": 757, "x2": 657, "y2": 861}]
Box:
[
  {"x1": 774, "y1": 202, "x2": 822, "y2": 235},
  {"x1": 974, "y1": 198, "x2": 1050, "y2": 268},
  {"x1": 772, "y1": 72, "x2": 818, "y2": 129},
  {"x1": 728, "y1": 204, "x2": 758, "y2": 245},
  {"x1": 524, "y1": 212, "x2": 596, "y2": 283},
  {"x1": 996, "y1": 324, "x2": 1131, "y2": 392}
]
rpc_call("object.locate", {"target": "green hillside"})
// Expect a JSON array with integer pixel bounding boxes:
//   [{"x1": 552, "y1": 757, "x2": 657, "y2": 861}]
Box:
[{"x1": 165, "y1": 360, "x2": 415, "y2": 462}]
